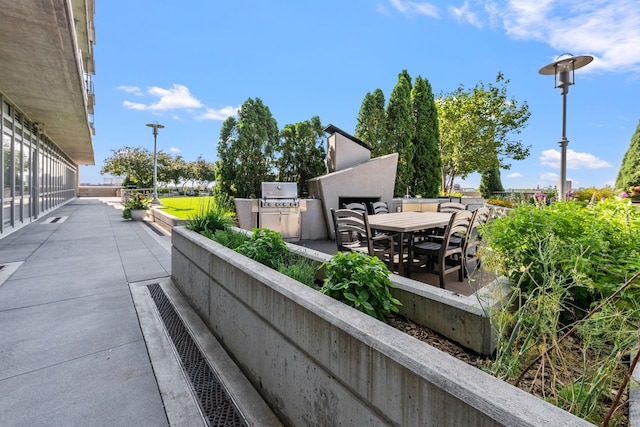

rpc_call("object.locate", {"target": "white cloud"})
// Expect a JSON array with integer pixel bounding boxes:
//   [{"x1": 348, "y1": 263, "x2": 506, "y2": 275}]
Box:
[
  {"x1": 539, "y1": 148, "x2": 612, "y2": 169},
  {"x1": 486, "y1": 0, "x2": 640, "y2": 73},
  {"x1": 540, "y1": 172, "x2": 558, "y2": 182},
  {"x1": 449, "y1": 1, "x2": 483, "y2": 28},
  {"x1": 120, "y1": 83, "x2": 235, "y2": 121},
  {"x1": 197, "y1": 106, "x2": 239, "y2": 121},
  {"x1": 122, "y1": 101, "x2": 147, "y2": 110},
  {"x1": 122, "y1": 84, "x2": 203, "y2": 111},
  {"x1": 506, "y1": 172, "x2": 523, "y2": 178},
  {"x1": 388, "y1": 0, "x2": 440, "y2": 18},
  {"x1": 117, "y1": 85, "x2": 143, "y2": 96},
  {"x1": 169, "y1": 147, "x2": 181, "y2": 154}
]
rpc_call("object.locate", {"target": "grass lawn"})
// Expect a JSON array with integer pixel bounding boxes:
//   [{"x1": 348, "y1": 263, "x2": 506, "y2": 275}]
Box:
[{"x1": 157, "y1": 196, "x2": 214, "y2": 219}]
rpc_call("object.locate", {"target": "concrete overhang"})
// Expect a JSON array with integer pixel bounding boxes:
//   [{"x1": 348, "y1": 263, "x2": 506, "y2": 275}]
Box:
[{"x1": 0, "y1": 0, "x2": 95, "y2": 165}]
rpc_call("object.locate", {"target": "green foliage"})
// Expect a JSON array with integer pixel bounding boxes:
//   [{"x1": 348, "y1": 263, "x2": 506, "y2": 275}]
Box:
[
  {"x1": 320, "y1": 251, "x2": 402, "y2": 322},
  {"x1": 570, "y1": 187, "x2": 615, "y2": 202},
  {"x1": 208, "y1": 228, "x2": 250, "y2": 249},
  {"x1": 277, "y1": 257, "x2": 318, "y2": 287},
  {"x1": 216, "y1": 98, "x2": 279, "y2": 198},
  {"x1": 101, "y1": 147, "x2": 216, "y2": 191},
  {"x1": 355, "y1": 89, "x2": 386, "y2": 149},
  {"x1": 437, "y1": 73, "x2": 531, "y2": 194},
  {"x1": 483, "y1": 198, "x2": 640, "y2": 316},
  {"x1": 411, "y1": 76, "x2": 442, "y2": 198},
  {"x1": 384, "y1": 70, "x2": 416, "y2": 196},
  {"x1": 479, "y1": 167, "x2": 504, "y2": 198},
  {"x1": 486, "y1": 199, "x2": 514, "y2": 208},
  {"x1": 101, "y1": 146, "x2": 162, "y2": 188},
  {"x1": 276, "y1": 116, "x2": 326, "y2": 197},
  {"x1": 185, "y1": 198, "x2": 234, "y2": 235},
  {"x1": 484, "y1": 204, "x2": 640, "y2": 424},
  {"x1": 235, "y1": 228, "x2": 290, "y2": 269},
  {"x1": 122, "y1": 192, "x2": 151, "y2": 219},
  {"x1": 615, "y1": 120, "x2": 640, "y2": 194}
]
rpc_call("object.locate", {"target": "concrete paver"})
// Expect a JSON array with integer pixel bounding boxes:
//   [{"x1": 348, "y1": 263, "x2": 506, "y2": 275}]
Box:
[{"x1": 0, "y1": 197, "x2": 170, "y2": 426}]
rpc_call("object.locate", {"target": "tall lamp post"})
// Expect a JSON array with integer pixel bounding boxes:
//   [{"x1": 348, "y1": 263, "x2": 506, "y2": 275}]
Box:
[
  {"x1": 539, "y1": 53, "x2": 593, "y2": 201},
  {"x1": 145, "y1": 121, "x2": 165, "y2": 205}
]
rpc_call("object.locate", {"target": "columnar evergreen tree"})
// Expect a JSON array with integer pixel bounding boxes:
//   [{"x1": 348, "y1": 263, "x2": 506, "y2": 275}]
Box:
[
  {"x1": 215, "y1": 98, "x2": 278, "y2": 198},
  {"x1": 411, "y1": 76, "x2": 441, "y2": 197},
  {"x1": 355, "y1": 89, "x2": 386, "y2": 150},
  {"x1": 479, "y1": 166, "x2": 504, "y2": 198},
  {"x1": 615, "y1": 120, "x2": 640, "y2": 193},
  {"x1": 276, "y1": 116, "x2": 327, "y2": 197},
  {"x1": 384, "y1": 70, "x2": 415, "y2": 196}
]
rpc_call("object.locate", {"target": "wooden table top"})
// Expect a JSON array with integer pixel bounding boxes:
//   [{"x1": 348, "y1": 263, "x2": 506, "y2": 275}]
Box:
[{"x1": 368, "y1": 211, "x2": 452, "y2": 233}]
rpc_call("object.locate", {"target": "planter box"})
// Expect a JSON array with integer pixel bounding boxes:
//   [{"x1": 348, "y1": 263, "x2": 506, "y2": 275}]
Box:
[
  {"x1": 171, "y1": 226, "x2": 590, "y2": 426},
  {"x1": 151, "y1": 207, "x2": 188, "y2": 232}
]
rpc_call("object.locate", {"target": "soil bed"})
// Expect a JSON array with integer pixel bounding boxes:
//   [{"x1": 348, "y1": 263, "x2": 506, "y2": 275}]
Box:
[{"x1": 386, "y1": 313, "x2": 630, "y2": 425}]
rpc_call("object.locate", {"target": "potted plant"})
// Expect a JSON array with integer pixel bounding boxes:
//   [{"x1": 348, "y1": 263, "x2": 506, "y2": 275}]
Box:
[{"x1": 122, "y1": 193, "x2": 152, "y2": 220}]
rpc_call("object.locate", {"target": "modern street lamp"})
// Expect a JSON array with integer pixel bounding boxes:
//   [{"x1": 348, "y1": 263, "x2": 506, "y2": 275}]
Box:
[
  {"x1": 145, "y1": 121, "x2": 165, "y2": 205},
  {"x1": 539, "y1": 53, "x2": 593, "y2": 201}
]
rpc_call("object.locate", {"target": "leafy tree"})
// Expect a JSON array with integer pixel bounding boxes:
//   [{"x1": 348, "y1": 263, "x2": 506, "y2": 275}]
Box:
[
  {"x1": 216, "y1": 98, "x2": 279, "y2": 198},
  {"x1": 437, "y1": 73, "x2": 531, "y2": 194},
  {"x1": 615, "y1": 119, "x2": 640, "y2": 193},
  {"x1": 411, "y1": 76, "x2": 441, "y2": 197},
  {"x1": 276, "y1": 116, "x2": 326, "y2": 197},
  {"x1": 479, "y1": 166, "x2": 504, "y2": 198},
  {"x1": 355, "y1": 88, "x2": 386, "y2": 149},
  {"x1": 193, "y1": 155, "x2": 216, "y2": 189},
  {"x1": 384, "y1": 70, "x2": 415, "y2": 196},
  {"x1": 101, "y1": 146, "x2": 156, "y2": 188},
  {"x1": 164, "y1": 155, "x2": 188, "y2": 190}
]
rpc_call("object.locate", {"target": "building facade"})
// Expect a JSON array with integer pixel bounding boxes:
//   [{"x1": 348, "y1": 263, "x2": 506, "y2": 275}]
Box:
[{"x1": 0, "y1": 0, "x2": 96, "y2": 236}]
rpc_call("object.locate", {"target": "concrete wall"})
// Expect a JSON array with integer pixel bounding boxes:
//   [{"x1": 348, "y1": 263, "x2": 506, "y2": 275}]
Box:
[
  {"x1": 308, "y1": 153, "x2": 399, "y2": 239},
  {"x1": 171, "y1": 226, "x2": 590, "y2": 427},
  {"x1": 327, "y1": 132, "x2": 371, "y2": 173},
  {"x1": 77, "y1": 186, "x2": 119, "y2": 197},
  {"x1": 151, "y1": 208, "x2": 188, "y2": 233}
]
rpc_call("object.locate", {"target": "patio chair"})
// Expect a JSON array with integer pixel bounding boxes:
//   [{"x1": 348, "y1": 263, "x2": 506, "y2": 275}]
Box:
[
  {"x1": 437, "y1": 202, "x2": 467, "y2": 213},
  {"x1": 428, "y1": 201, "x2": 467, "y2": 238},
  {"x1": 464, "y1": 207, "x2": 490, "y2": 276},
  {"x1": 342, "y1": 202, "x2": 367, "y2": 214},
  {"x1": 370, "y1": 201, "x2": 390, "y2": 215},
  {"x1": 331, "y1": 208, "x2": 396, "y2": 271},
  {"x1": 411, "y1": 210, "x2": 474, "y2": 288}
]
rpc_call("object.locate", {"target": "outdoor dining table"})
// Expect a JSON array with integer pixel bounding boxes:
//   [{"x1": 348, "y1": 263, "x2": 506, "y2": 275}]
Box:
[{"x1": 368, "y1": 211, "x2": 453, "y2": 276}]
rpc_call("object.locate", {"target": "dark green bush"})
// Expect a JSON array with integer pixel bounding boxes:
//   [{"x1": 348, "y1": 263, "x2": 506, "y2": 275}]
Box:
[
  {"x1": 320, "y1": 251, "x2": 402, "y2": 322},
  {"x1": 235, "y1": 228, "x2": 290, "y2": 269}
]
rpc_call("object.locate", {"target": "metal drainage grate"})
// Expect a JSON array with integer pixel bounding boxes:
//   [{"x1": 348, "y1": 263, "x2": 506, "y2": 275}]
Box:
[
  {"x1": 42, "y1": 216, "x2": 68, "y2": 224},
  {"x1": 143, "y1": 221, "x2": 166, "y2": 236},
  {"x1": 147, "y1": 284, "x2": 247, "y2": 427}
]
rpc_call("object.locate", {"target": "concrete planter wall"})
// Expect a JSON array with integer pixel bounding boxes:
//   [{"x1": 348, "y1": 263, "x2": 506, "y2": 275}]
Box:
[
  {"x1": 171, "y1": 226, "x2": 590, "y2": 426},
  {"x1": 151, "y1": 208, "x2": 188, "y2": 232}
]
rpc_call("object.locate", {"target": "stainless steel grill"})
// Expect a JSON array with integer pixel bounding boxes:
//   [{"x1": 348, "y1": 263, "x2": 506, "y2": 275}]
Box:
[{"x1": 259, "y1": 182, "x2": 301, "y2": 241}]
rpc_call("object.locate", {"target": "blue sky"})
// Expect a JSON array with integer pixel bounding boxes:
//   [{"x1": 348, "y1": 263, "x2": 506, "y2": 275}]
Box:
[{"x1": 81, "y1": 0, "x2": 640, "y2": 191}]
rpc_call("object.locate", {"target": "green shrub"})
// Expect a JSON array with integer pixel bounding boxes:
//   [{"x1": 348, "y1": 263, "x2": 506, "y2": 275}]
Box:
[
  {"x1": 235, "y1": 228, "x2": 290, "y2": 269},
  {"x1": 209, "y1": 228, "x2": 249, "y2": 249},
  {"x1": 571, "y1": 187, "x2": 615, "y2": 202},
  {"x1": 486, "y1": 199, "x2": 514, "y2": 208},
  {"x1": 185, "y1": 198, "x2": 234, "y2": 234},
  {"x1": 320, "y1": 251, "x2": 402, "y2": 322},
  {"x1": 277, "y1": 256, "x2": 318, "y2": 287},
  {"x1": 483, "y1": 198, "x2": 640, "y2": 316}
]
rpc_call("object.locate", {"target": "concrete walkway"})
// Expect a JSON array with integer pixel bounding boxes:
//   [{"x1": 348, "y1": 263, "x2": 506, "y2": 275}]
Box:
[{"x1": 0, "y1": 197, "x2": 171, "y2": 426}]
